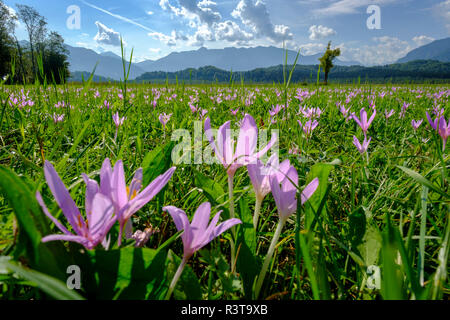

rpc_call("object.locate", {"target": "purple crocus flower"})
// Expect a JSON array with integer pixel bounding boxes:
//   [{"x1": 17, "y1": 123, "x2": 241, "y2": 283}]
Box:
[
  {"x1": 113, "y1": 112, "x2": 126, "y2": 127},
  {"x1": 37, "y1": 161, "x2": 116, "y2": 250},
  {"x1": 204, "y1": 114, "x2": 277, "y2": 177},
  {"x1": 199, "y1": 109, "x2": 208, "y2": 120},
  {"x1": 189, "y1": 103, "x2": 198, "y2": 113},
  {"x1": 385, "y1": 109, "x2": 395, "y2": 119},
  {"x1": 247, "y1": 155, "x2": 290, "y2": 202},
  {"x1": 426, "y1": 112, "x2": 439, "y2": 130},
  {"x1": 52, "y1": 113, "x2": 65, "y2": 124},
  {"x1": 353, "y1": 136, "x2": 372, "y2": 155},
  {"x1": 248, "y1": 155, "x2": 291, "y2": 228},
  {"x1": 269, "y1": 165, "x2": 319, "y2": 221},
  {"x1": 255, "y1": 166, "x2": 318, "y2": 298},
  {"x1": 353, "y1": 108, "x2": 376, "y2": 136},
  {"x1": 164, "y1": 202, "x2": 242, "y2": 260},
  {"x1": 113, "y1": 112, "x2": 126, "y2": 141},
  {"x1": 163, "y1": 202, "x2": 242, "y2": 300},
  {"x1": 269, "y1": 104, "x2": 282, "y2": 117},
  {"x1": 298, "y1": 119, "x2": 319, "y2": 137},
  {"x1": 159, "y1": 112, "x2": 172, "y2": 128},
  {"x1": 339, "y1": 104, "x2": 351, "y2": 120},
  {"x1": 93, "y1": 158, "x2": 176, "y2": 245},
  {"x1": 411, "y1": 119, "x2": 423, "y2": 131},
  {"x1": 438, "y1": 117, "x2": 449, "y2": 150}
]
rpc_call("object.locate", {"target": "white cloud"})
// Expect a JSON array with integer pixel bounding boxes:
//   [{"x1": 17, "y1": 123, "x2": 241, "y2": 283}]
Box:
[
  {"x1": 160, "y1": 0, "x2": 221, "y2": 26},
  {"x1": 187, "y1": 23, "x2": 215, "y2": 46},
  {"x1": 4, "y1": 4, "x2": 20, "y2": 27},
  {"x1": 309, "y1": 25, "x2": 336, "y2": 40},
  {"x1": 149, "y1": 48, "x2": 161, "y2": 53},
  {"x1": 148, "y1": 30, "x2": 187, "y2": 47},
  {"x1": 147, "y1": 11, "x2": 154, "y2": 15},
  {"x1": 314, "y1": 0, "x2": 396, "y2": 16},
  {"x1": 298, "y1": 43, "x2": 327, "y2": 55},
  {"x1": 94, "y1": 21, "x2": 123, "y2": 47},
  {"x1": 231, "y1": 0, "x2": 293, "y2": 43},
  {"x1": 412, "y1": 35, "x2": 435, "y2": 47},
  {"x1": 343, "y1": 36, "x2": 412, "y2": 65},
  {"x1": 215, "y1": 20, "x2": 254, "y2": 43},
  {"x1": 433, "y1": 1, "x2": 450, "y2": 33}
]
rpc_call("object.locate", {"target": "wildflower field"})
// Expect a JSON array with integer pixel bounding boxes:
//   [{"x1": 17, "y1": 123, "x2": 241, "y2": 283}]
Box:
[{"x1": 0, "y1": 81, "x2": 448, "y2": 300}]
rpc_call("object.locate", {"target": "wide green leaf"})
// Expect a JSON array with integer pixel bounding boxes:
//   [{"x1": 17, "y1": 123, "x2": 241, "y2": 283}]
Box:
[
  {"x1": 304, "y1": 162, "x2": 337, "y2": 230},
  {"x1": 0, "y1": 166, "x2": 68, "y2": 280},
  {"x1": 397, "y1": 166, "x2": 449, "y2": 199},
  {"x1": 142, "y1": 141, "x2": 175, "y2": 187},
  {"x1": 165, "y1": 250, "x2": 202, "y2": 300},
  {"x1": 0, "y1": 256, "x2": 85, "y2": 300},
  {"x1": 236, "y1": 197, "x2": 259, "y2": 299}
]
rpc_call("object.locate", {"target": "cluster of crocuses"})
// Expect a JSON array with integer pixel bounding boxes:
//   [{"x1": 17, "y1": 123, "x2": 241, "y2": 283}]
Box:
[
  {"x1": 37, "y1": 113, "x2": 318, "y2": 300},
  {"x1": 297, "y1": 107, "x2": 321, "y2": 139},
  {"x1": 38, "y1": 156, "x2": 247, "y2": 300},
  {"x1": 36, "y1": 160, "x2": 176, "y2": 249},
  {"x1": 204, "y1": 114, "x2": 319, "y2": 298}
]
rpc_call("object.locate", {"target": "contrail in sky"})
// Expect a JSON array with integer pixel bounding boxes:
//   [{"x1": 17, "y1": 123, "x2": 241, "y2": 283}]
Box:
[{"x1": 81, "y1": 0, "x2": 156, "y2": 33}]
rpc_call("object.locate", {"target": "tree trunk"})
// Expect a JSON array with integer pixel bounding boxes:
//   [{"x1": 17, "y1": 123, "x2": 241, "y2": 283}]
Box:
[{"x1": 14, "y1": 37, "x2": 26, "y2": 83}]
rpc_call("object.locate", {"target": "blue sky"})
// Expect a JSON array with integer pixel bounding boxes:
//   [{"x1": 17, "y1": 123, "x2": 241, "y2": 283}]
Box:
[{"x1": 4, "y1": 0, "x2": 449, "y2": 65}]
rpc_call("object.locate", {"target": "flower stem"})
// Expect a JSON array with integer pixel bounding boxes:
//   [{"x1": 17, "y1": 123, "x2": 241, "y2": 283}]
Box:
[
  {"x1": 254, "y1": 217, "x2": 286, "y2": 299},
  {"x1": 227, "y1": 173, "x2": 236, "y2": 272},
  {"x1": 114, "y1": 127, "x2": 118, "y2": 142},
  {"x1": 253, "y1": 196, "x2": 263, "y2": 229},
  {"x1": 165, "y1": 257, "x2": 187, "y2": 300}
]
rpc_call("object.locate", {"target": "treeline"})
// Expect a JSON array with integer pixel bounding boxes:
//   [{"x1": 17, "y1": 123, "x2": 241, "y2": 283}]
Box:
[
  {"x1": 0, "y1": 1, "x2": 69, "y2": 84},
  {"x1": 135, "y1": 60, "x2": 450, "y2": 84}
]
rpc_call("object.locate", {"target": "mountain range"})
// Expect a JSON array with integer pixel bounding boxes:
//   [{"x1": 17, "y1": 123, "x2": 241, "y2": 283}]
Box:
[
  {"x1": 397, "y1": 37, "x2": 450, "y2": 63},
  {"x1": 62, "y1": 37, "x2": 450, "y2": 80},
  {"x1": 65, "y1": 45, "x2": 358, "y2": 80}
]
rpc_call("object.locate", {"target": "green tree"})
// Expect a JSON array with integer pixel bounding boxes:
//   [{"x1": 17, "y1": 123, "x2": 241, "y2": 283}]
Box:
[
  {"x1": 0, "y1": 0, "x2": 16, "y2": 79},
  {"x1": 42, "y1": 31, "x2": 70, "y2": 83},
  {"x1": 16, "y1": 4, "x2": 47, "y2": 82},
  {"x1": 319, "y1": 41, "x2": 341, "y2": 85}
]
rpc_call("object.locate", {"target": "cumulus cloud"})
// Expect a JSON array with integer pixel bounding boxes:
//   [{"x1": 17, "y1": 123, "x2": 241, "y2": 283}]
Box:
[
  {"x1": 159, "y1": 0, "x2": 221, "y2": 26},
  {"x1": 157, "y1": 0, "x2": 293, "y2": 46},
  {"x1": 343, "y1": 36, "x2": 412, "y2": 65},
  {"x1": 309, "y1": 25, "x2": 336, "y2": 40},
  {"x1": 231, "y1": 0, "x2": 293, "y2": 43},
  {"x1": 94, "y1": 21, "x2": 123, "y2": 47},
  {"x1": 148, "y1": 30, "x2": 188, "y2": 47},
  {"x1": 298, "y1": 43, "x2": 327, "y2": 55},
  {"x1": 187, "y1": 23, "x2": 215, "y2": 46},
  {"x1": 215, "y1": 20, "x2": 253, "y2": 43},
  {"x1": 433, "y1": 1, "x2": 450, "y2": 33},
  {"x1": 412, "y1": 35, "x2": 435, "y2": 47}
]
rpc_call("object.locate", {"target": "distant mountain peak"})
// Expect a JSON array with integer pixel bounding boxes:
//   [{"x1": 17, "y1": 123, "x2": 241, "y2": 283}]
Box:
[
  {"x1": 100, "y1": 51, "x2": 121, "y2": 59},
  {"x1": 397, "y1": 37, "x2": 450, "y2": 63}
]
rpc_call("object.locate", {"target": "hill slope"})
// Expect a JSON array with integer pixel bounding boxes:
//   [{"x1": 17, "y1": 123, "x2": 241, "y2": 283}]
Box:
[
  {"x1": 65, "y1": 44, "x2": 146, "y2": 80},
  {"x1": 398, "y1": 38, "x2": 450, "y2": 63}
]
